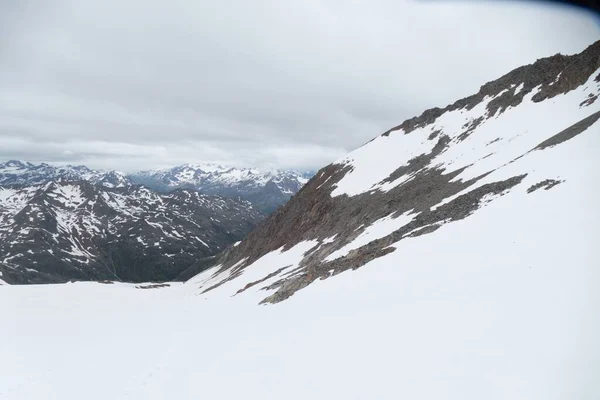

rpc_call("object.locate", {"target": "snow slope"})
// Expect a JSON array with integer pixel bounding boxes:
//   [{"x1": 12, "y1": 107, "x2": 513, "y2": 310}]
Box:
[
  {"x1": 1, "y1": 42, "x2": 599, "y2": 400},
  {"x1": 332, "y1": 78, "x2": 598, "y2": 196},
  {"x1": 201, "y1": 41, "x2": 600, "y2": 305},
  {"x1": 1, "y1": 168, "x2": 598, "y2": 399}
]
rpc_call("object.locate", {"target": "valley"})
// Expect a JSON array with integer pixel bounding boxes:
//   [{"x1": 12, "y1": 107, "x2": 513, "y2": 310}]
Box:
[{"x1": 1, "y1": 29, "x2": 599, "y2": 400}]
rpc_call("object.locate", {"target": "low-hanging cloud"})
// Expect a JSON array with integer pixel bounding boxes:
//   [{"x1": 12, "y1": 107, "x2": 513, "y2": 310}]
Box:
[{"x1": 1, "y1": 0, "x2": 599, "y2": 172}]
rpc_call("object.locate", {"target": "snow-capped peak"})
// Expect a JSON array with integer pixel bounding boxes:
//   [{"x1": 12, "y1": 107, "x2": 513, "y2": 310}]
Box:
[
  {"x1": 0, "y1": 161, "x2": 131, "y2": 188},
  {"x1": 129, "y1": 164, "x2": 313, "y2": 213}
]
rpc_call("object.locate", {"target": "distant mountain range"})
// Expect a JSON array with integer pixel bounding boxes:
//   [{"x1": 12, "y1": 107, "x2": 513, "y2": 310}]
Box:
[
  {"x1": 0, "y1": 160, "x2": 313, "y2": 213},
  {"x1": 0, "y1": 180, "x2": 262, "y2": 284},
  {"x1": 0, "y1": 160, "x2": 130, "y2": 188}
]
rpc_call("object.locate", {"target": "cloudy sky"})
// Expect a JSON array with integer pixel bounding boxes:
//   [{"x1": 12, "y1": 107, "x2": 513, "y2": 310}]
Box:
[{"x1": 0, "y1": 0, "x2": 599, "y2": 172}]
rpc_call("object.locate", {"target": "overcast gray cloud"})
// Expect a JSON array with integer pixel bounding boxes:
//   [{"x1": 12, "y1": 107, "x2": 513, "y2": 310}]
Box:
[{"x1": 0, "y1": 0, "x2": 598, "y2": 172}]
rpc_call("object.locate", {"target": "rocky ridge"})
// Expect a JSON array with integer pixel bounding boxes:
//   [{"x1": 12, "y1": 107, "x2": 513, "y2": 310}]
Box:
[{"x1": 192, "y1": 40, "x2": 600, "y2": 304}]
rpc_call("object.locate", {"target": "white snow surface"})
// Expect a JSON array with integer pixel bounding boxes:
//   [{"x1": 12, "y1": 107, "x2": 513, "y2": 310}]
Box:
[
  {"x1": 2, "y1": 69, "x2": 600, "y2": 400},
  {"x1": 332, "y1": 70, "x2": 600, "y2": 197},
  {"x1": 1, "y1": 145, "x2": 598, "y2": 398},
  {"x1": 2, "y1": 116, "x2": 599, "y2": 398}
]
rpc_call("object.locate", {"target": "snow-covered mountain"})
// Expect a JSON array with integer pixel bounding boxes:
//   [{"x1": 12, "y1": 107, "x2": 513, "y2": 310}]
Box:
[
  {"x1": 0, "y1": 180, "x2": 261, "y2": 284},
  {"x1": 0, "y1": 160, "x2": 313, "y2": 213},
  {"x1": 130, "y1": 164, "x2": 313, "y2": 213},
  {"x1": 197, "y1": 40, "x2": 600, "y2": 304},
  {"x1": 0, "y1": 160, "x2": 132, "y2": 188},
  {"x1": 0, "y1": 161, "x2": 310, "y2": 283},
  {"x1": 2, "y1": 42, "x2": 599, "y2": 400}
]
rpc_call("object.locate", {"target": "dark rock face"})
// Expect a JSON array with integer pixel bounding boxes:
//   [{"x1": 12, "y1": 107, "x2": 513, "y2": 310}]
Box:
[
  {"x1": 196, "y1": 40, "x2": 600, "y2": 304},
  {"x1": 534, "y1": 110, "x2": 600, "y2": 150},
  {"x1": 208, "y1": 146, "x2": 528, "y2": 303},
  {"x1": 0, "y1": 181, "x2": 262, "y2": 284},
  {"x1": 527, "y1": 179, "x2": 564, "y2": 194}
]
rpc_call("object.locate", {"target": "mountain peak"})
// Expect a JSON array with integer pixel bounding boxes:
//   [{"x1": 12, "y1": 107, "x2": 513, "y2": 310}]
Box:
[
  {"x1": 0, "y1": 161, "x2": 131, "y2": 189},
  {"x1": 129, "y1": 164, "x2": 313, "y2": 213},
  {"x1": 193, "y1": 39, "x2": 600, "y2": 304},
  {"x1": 383, "y1": 40, "x2": 600, "y2": 138}
]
